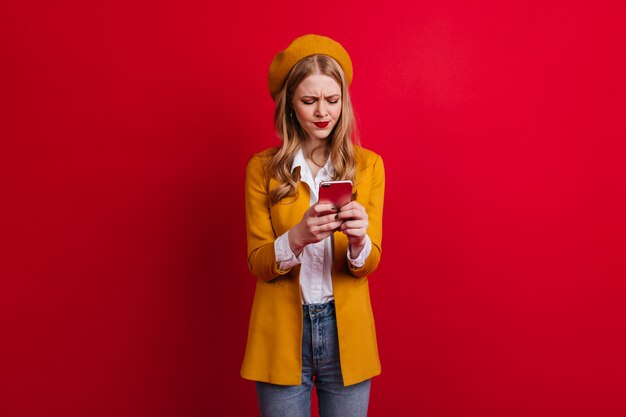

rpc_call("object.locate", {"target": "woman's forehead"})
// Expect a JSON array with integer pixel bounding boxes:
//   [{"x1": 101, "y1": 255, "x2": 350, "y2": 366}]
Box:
[{"x1": 296, "y1": 74, "x2": 341, "y2": 96}]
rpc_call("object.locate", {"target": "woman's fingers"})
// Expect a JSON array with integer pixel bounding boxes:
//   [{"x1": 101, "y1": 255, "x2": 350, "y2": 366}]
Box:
[
  {"x1": 320, "y1": 220, "x2": 344, "y2": 232},
  {"x1": 339, "y1": 201, "x2": 359, "y2": 210},
  {"x1": 337, "y1": 209, "x2": 360, "y2": 220},
  {"x1": 313, "y1": 203, "x2": 336, "y2": 216},
  {"x1": 312, "y1": 220, "x2": 343, "y2": 239},
  {"x1": 301, "y1": 201, "x2": 370, "y2": 244},
  {"x1": 307, "y1": 212, "x2": 340, "y2": 227},
  {"x1": 339, "y1": 201, "x2": 366, "y2": 216},
  {"x1": 340, "y1": 220, "x2": 368, "y2": 233},
  {"x1": 337, "y1": 207, "x2": 367, "y2": 221},
  {"x1": 343, "y1": 227, "x2": 368, "y2": 238}
]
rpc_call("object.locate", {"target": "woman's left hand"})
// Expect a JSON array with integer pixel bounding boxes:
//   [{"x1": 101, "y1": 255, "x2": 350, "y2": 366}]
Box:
[{"x1": 337, "y1": 201, "x2": 369, "y2": 258}]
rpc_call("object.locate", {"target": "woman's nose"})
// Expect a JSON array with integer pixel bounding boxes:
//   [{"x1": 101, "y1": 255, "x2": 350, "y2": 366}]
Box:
[{"x1": 315, "y1": 101, "x2": 328, "y2": 117}]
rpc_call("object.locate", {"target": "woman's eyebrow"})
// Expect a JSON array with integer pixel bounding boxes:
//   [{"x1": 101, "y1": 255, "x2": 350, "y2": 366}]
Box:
[{"x1": 301, "y1": 94, "x2": 341, "y2": 99}]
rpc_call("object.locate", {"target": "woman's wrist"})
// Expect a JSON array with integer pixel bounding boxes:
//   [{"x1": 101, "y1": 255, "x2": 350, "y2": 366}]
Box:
[
  {"x1": 288, "y1": 228, "x2": 305, "y2": 257},
  {"x1": 349, "y1": 241, "x2": 366, "y2": 259}
]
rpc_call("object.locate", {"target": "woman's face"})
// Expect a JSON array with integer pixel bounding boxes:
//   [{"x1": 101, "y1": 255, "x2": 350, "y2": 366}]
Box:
[{"x1": 292, "y1": 74, "x2": 342, "y2": 143}]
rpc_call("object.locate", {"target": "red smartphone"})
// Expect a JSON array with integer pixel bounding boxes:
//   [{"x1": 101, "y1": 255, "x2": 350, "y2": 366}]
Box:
[{"x1": 318, "y1": 180, "x2": 353, "y2": 208}]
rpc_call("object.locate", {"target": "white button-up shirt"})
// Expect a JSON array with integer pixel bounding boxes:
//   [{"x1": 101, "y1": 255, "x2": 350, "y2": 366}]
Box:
[{"x1": 274, "y1": 148, "x2": 372, "y2": 305}]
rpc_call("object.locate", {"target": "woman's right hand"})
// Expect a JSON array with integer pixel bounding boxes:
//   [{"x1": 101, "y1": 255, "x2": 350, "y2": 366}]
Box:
[{"x1": 288, "y1": 204, "x2": 343, "y2": 256}]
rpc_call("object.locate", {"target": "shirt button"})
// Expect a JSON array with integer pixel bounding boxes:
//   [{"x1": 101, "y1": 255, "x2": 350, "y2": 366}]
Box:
[{"x1": 314, "y1": 257, "x2": 321, "y2": 263}]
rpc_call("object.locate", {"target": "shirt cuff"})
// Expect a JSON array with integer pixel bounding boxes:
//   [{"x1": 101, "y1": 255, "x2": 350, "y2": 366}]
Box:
[
  {"x1": 274, "y1": 230, "x2": 303, "y2": 271},
  {"x1": 347, "y1": 234, "x2": 372, "y2": 268}
]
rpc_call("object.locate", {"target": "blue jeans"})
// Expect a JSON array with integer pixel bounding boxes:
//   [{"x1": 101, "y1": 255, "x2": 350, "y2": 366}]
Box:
[{"x1": 256, "y1": 301, "x2": 371, "y2": 417}]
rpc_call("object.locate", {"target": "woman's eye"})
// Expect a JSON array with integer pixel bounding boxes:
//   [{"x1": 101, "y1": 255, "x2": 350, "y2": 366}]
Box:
[
  {"x1": 302, "y1": 101, "x2": 315, "y2": 105},
  {"x1": 328, "y1": 100, "x2": 339, "y2": 104}
]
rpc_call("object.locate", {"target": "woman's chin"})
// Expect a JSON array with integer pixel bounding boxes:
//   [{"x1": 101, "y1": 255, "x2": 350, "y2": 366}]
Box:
[{"x1": 305, "y1": 134, "x2": 332, "y2": 143}]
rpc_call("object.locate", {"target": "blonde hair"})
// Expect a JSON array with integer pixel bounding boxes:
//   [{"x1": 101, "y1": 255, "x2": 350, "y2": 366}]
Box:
[{"x1": 266, "y1": 54, "x2": 359, "y2": 205}]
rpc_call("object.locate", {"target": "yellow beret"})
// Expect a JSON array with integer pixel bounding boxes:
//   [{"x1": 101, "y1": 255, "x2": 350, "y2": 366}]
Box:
[{"x1": 268, "y1": 34, "x2": 353, "y2": 100}]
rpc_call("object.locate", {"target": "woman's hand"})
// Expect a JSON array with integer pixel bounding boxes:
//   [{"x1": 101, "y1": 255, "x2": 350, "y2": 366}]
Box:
[
  {"x1": 288, "y1": 203, "x2": 343, "y2": 256},
  {"x1": 337, "y1": 201, "x2": 369, "y2": 258}
]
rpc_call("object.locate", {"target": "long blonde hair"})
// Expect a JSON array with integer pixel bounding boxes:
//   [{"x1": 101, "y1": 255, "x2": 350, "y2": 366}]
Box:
[{"x1": 266, "y1": 54, "x2": 359, "y2": 205}]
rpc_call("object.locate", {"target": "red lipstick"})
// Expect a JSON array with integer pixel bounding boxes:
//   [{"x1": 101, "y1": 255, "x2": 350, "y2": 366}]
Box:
[{"x1": 314, "y1": 121, "x2": 330, "y2": 128}]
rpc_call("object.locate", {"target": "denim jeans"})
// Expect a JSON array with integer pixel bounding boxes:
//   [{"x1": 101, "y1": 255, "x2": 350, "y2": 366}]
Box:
[{"x1": 256, "y1": 301, "x2": 371, "y2": 417}]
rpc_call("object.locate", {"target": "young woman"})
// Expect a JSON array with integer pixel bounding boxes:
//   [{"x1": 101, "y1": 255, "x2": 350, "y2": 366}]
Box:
[{"x1": 241, "y1": 34, "x2": 385, "y2": 417}]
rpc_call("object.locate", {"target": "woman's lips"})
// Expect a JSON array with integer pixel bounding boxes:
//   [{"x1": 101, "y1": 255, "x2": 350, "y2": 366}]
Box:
[{"x1": 314, "y1": 121, "x2": 330, "y2": 128}]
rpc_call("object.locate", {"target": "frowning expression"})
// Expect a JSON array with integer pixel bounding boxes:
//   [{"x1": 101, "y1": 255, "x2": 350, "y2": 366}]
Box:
[{"x1": 292, "y1": 74, "x2": 342, "y2": 142}]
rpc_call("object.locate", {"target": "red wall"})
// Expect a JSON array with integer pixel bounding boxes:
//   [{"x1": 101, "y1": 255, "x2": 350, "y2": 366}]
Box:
[{"x1": 2, "y1": 1, "x2": 625, "y2": 416}]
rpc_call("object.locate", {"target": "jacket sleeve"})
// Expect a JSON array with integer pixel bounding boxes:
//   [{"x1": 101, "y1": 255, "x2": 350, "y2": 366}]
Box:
[
  {"x1": 245, "y1": 155, "x2": 292, "y2": 281},
  {"x1": 348, "y1": 154, "x2": 385, "y2": 278}
]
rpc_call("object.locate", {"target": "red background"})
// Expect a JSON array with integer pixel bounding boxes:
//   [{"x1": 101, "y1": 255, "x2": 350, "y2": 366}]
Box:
[{"x1": 2, "y1": 0, "x2": 626, "y2": 416}]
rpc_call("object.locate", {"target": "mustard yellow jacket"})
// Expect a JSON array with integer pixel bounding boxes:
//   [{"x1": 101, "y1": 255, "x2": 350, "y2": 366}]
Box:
[{"x1": 241, "y1": 145, "x2": 385, "y2": 386}]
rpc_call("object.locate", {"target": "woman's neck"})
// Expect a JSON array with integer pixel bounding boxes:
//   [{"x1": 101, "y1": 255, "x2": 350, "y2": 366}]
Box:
[
  {"x1": 301, "y1": 139, "x2": 330, "y2": 179},
  {"x1": 302, "y1": 139, "x2": 329, "y2": 164}
]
